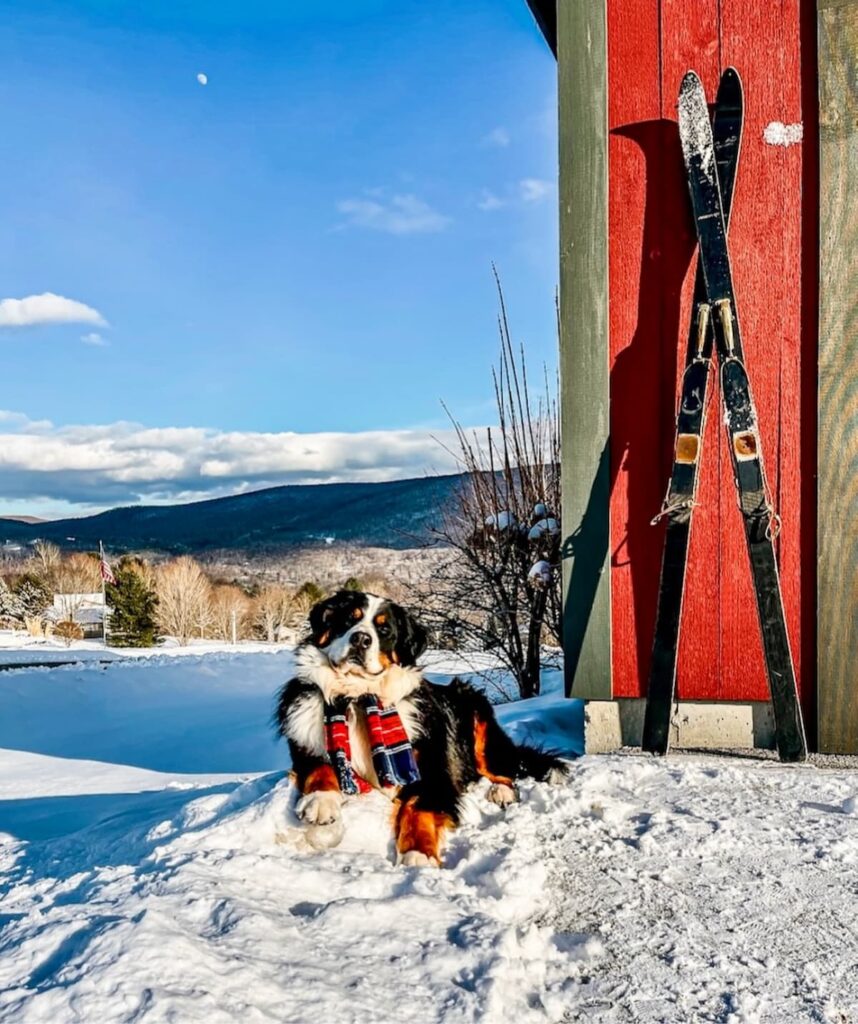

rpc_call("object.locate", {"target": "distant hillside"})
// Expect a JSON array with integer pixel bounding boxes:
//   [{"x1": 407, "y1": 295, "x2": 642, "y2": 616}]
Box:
[
  {"x1": 0, "y1": 475, "x2": 465, "y2": 554},
  {"x1": 0, "y1": 515, "x2": 47, "y2": 525}
]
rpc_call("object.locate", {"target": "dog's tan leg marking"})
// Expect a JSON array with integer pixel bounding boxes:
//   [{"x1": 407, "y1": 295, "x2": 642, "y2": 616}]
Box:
[
  {"x1": 473, "y1": 716, "x2": 519, "y2": 806},
  {"x1": 302, "y1": 763, "x2": 339, "y2": 794},
  {"x1": 394, "y1": 796, "x2": 451, "y2": 867},
  {"x1": 296, "y1": 764, "x2": 343, "y2": 825}
]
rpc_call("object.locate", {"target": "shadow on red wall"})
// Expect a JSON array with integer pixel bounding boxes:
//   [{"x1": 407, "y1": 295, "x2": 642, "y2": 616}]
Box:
[{"x1": 609, "y1": 117, "x2": 697, "y2": 692}]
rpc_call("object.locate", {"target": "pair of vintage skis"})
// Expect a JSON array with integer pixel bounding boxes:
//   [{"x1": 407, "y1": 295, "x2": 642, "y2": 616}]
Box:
[{"x1": 641, "y1": 68, "x2": 807, "y2": 763}]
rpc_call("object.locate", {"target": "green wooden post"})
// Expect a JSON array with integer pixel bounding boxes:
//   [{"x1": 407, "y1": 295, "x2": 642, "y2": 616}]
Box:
[
  {"x1": 817, "y1": 0, "x2": 858, "y2": 753},
  {"x1": 557, "y1": 0, "x2": 612, "y2": 699}
]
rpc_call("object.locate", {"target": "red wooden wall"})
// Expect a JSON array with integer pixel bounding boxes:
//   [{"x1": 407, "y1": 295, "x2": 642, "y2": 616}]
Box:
[{"x1": 606, "y1": 1, "x2": 817, "y2": 709}]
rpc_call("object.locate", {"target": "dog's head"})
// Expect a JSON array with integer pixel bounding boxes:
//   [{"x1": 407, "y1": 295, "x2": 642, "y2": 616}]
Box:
[{"x1": 308, "y1": 590, "x2": 428, "y2": 677}]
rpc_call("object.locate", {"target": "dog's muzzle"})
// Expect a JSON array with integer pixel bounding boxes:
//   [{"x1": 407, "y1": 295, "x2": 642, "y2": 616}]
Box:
[{"x1": 347, "y1": 630, "x2": 372, "y2": 666}]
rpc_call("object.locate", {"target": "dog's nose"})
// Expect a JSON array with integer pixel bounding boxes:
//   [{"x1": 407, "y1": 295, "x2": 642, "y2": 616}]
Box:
[{"x1": 350, "y1": 631, "x2": 372, "y2": 651}]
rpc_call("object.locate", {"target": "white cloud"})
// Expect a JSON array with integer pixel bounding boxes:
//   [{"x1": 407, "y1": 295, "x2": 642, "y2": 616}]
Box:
[
  {"x1": 0, "y1": 410, "x2": 487, "y2": 508},
  {"x1": 0, "y1": 411, "x2": 52, "y2": 432},
  {"x1": 337, "y1": 193, "x2": 450, "y2": 235},
  {"x1": 483, "y1": 126, "x2": 510, "y2": 148},
  {"x1": 80, "y1": 332, "x2": 109, "y2": 347},
  {"x1": 477, "y1": 190, "x2": 505, "y2": 212},
  {"x1": 0, "y1": 293, "x2": 107, "y2": 328},
  {"x1": 519, "y1": 178, "x2": 554, "y2": 203},
  {"x1": 196, "y1": 72, "x2": 208, "y2": 86}
]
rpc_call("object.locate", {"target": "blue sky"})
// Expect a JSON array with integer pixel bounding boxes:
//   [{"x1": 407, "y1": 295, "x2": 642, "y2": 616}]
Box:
[{"x1": 0, "y1": 0, "x2": 557, "y2": 516}]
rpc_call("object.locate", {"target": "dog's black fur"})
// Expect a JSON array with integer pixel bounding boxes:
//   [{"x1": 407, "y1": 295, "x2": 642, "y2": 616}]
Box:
[{"x1": 275, "y1": 590, "x2": 568, "y2": 862}]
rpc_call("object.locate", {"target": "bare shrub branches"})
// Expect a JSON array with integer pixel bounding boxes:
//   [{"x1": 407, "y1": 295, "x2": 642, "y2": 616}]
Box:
[{"x1": 422, "y1": 276, "x2": 561, "y2": 699}]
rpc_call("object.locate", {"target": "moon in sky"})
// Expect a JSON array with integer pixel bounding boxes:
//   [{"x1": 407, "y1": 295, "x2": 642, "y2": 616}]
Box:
[{"x1": 196, "y1": 73, "x2": 208, "y2": 86}]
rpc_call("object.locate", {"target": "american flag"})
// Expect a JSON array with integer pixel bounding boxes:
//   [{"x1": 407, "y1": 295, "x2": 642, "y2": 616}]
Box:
[{"x1": 100, "y1": 557, "x2": 116, "y2": 586}]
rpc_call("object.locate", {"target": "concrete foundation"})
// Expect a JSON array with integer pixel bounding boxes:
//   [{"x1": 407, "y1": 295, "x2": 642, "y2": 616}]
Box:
[{"x1": 584, "y1": 698, "x2": 777, "y2": 753}]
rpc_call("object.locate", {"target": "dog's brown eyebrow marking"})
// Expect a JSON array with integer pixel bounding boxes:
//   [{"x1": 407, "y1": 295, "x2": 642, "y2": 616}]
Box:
[
  {"x1": 375, "y1": 612, "x2": 387, "y2": 625},
  {"x1": 352, "y1": 607, "x2": 363, "y2": 620}
]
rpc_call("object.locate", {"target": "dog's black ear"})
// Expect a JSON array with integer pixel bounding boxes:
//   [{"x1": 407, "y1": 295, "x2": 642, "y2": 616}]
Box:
[
  {"x1": 308, "y1": 590, "x2": 355, "y2": 645},
  {"x1": 391, "y1": 604, "x2": 428, "y2": 666}
]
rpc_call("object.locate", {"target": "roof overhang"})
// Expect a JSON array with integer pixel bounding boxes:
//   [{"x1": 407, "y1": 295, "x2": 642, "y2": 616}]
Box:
[{"x1": 525, "y1": 0, "x2": 556, "y2": 58}]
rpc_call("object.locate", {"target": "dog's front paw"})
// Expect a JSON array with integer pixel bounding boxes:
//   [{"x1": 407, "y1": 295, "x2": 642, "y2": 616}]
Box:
[
  {"x1": 545, "y1": 764, "x2": 571, "y2": 786},
  {"x1": 487, "y1": 782, "x2": 519, "y2": 808},
  {"x1": 398, "y1": 849, "x2": 440, "y2": 868},
  {"x1": 296, "y1": 790, "x2": 343, "y2": 826}
]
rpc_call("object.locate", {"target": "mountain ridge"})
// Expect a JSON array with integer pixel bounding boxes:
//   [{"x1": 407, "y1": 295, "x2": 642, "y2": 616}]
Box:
[{"x1": 0, "y1": 474, "x2": 466, "y2": 554}]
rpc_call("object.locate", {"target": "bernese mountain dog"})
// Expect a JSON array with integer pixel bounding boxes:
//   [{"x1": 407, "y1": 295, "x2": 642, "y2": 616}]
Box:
[{"x1": 275, "y1": 589, "x2": 569, "y2": 867}]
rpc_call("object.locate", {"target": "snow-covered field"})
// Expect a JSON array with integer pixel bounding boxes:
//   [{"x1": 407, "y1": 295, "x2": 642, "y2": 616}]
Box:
[{"x1": 0, "y1": 644, "x2": 856, "y2": 1023}]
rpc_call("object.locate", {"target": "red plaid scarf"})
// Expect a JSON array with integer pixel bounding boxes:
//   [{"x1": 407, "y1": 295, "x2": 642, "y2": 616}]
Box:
[{"x1": 323, "y1": 695, "x2": 420, "y2": 795}]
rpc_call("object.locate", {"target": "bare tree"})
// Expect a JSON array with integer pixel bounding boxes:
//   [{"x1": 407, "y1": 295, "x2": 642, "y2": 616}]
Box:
[
  {"x1": 253, "y1": 584, "x2": 294, "y2": 642},
  {"x1": 422, "y1": 277, "x2": 561, "y2": 698},
  {"x1": 284, "y1": 582, "x2": 325, "y2": 632},
  {"x1": 209, "y1": 584, "x2": 252, "y2": 642},
  {"x1": 29, "y1": 540, "x2": 62, "y2": 589},
  {"x1": 54, "y1": 553, "x2": 102, "y2": 620},
  {"x1": 155, "y1": 556, "x2": 212, "y2": 644}
]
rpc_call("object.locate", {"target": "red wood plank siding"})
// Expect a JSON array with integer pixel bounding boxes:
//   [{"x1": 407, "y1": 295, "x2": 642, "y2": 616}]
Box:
[
  {"x1": 606, "y1": 0, "x2": 662, "y2": 698},
  {"x1": 607, "y1": 1, "x2": 815, "y2": 705}
]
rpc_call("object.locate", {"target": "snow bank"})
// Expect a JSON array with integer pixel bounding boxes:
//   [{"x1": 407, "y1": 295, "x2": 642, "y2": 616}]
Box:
[
  {"x1": 0, "y1": 765, "x2": 595, "y2": 1022},
  {"x1": 0, "y1": 650, "x2": 294, "y2": 774}
]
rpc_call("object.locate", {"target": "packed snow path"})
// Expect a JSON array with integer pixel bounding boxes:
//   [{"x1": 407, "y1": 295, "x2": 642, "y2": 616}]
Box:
[
  {"x1": 545, "y1": 756, "x2": 858, "y2": 1023},
  {"x1": 0, "y1": 649, "x2": 856, "y2": 1022}
]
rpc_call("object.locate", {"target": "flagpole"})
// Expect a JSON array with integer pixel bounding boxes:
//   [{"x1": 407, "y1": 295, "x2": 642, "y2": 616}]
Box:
[{"x1": 100, "y1": 540, "x2": 107, "y2": 646}]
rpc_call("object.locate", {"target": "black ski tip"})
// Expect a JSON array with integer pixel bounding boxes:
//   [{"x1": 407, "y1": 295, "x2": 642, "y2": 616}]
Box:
[
  {"x1": 716, "y1": 67, "x2": 743, "y2": 106},
  {"x1": 721, "y1": 66, "x2": 742, "y2": 90}
]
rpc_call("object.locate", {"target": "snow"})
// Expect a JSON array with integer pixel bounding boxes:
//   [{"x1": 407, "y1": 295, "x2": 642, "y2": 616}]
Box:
[
  {"x1": 1, "y1": 647, "x2": 857, "y2": 1022},
  {"x1": 678, "y1": 74, "x2": 716, "y2": 185},
  {"x1": 543, "y1": 757, "x2": 858, "y2": 1023},
  {"x1": 528, "y1": 518, "x2": 559, "y2": 542},
  {"x1": 0, "y1": 649, "x2": 290, "y2": 774},
  {"x1": 763, "y1": 121, "x2": 803, "y2": 147},
  {"x1": 528, "y1": 560, "x2": 553, "y2": 587},
  {"x1": 485, "y1": 510, "x2": 517, "y2": 531},
  {"x1": 0, "y1": 631, "x2": 281, "y2": 660}
]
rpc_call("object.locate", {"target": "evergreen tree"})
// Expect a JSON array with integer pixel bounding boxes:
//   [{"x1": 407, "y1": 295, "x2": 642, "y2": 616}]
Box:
[
  {"x1": 12, "y1": 573, "x2": 52, "y2": 619},
  {"x1": 295, "y1": 580, "x2": 325, "y2": 605},
  {"x1": 0, "y1": 577, "x2": 23, "y2": 623},
  {"x1": 106, "y1": 561, "x2": 159, "y2": 647}
]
